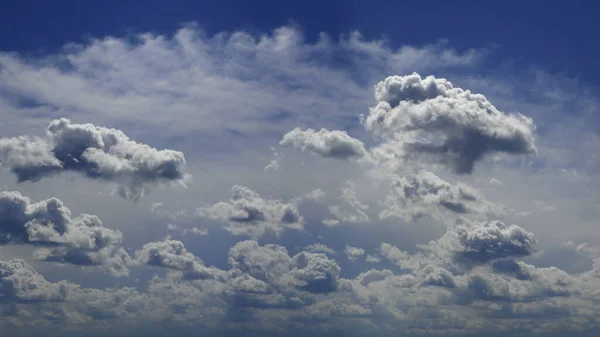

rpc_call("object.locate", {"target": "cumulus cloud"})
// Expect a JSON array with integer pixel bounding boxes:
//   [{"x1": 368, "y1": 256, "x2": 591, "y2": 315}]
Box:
[
  {"x1": 198, "y1": 185, "x2": 304, "y2": 239},
  {"x1": 0, "y1": 259, "x2": 69, "y2": 302},
  {"x1": 280, "y1": 128, "x2": 367, "y2": 159},
  {"x1": 362, "y1": 73, "x2": 537, "y2": 173},
  {"x1": 228, "y1": 240, "x2": 340, "y2": 295},
  {"x1": 344, "y1": 245, "x2": 366, "y2": 261},
  {"x1": 133, "y1": 239, "x2": 221, "y2": 280},
  {"x1": 0, "y1": 22, "x2": 598, "y2": 337},
  {"x1": 452, "y1": 220, "x2": 538, "y2": 262},
  {"x1": 0, "y1": 118, "x2": 187, "y2": 201},
  {"x1": 379, "y1": 170, "x2": 504, "y2": 222},
  {"x1": 0, "y1": 191, "x2": 130, "y2": 275}
]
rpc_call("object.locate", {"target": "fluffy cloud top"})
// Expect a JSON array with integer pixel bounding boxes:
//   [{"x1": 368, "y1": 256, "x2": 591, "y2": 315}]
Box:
[
  {"x1": 0, "y1": 259, "x2": 70, "y2": 302},
  {"x1": 134, "y1": 239, "x2": 220, "y2": 280},
  {"x1": 453, "y1": 220, "x2": 537, "y2": 262},
  {"x1": 198, "y1": 185, "x2": 304, "y2": 238},
  {"x1": 0, "y1": 191, "x2": 130, "y2": 275},
  {"x1": 280, "y1": 128, "x2": 367, "y2": 159},
  {"x1": 0, "y1": 118, "x2": 187, "y2": 201},
  {"x1": 363, "y1": 73, "x2": 537, "y2": 173},
  {"x1": 344, "y1": 245, "x2": 366, "y2": 261},
  {"x1": 228, "y1": 240, "x2": 341, "y2": 294}
]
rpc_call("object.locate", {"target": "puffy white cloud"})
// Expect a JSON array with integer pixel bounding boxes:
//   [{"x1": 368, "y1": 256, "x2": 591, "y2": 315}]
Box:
[
  {"x1": 228, "y1": 240, "x2": 340, "y2": 294},
  {"x1": 133, "y1": 239, "x2": 221, "y2": 280},
  {"x1": 363, "y1": 73, "x2": 537, "y2": 173},
  {"x1": 453, "y1": 220, "x2": 538, "y2": 262},
  {"x1": 198, "y1": 185, "x2": 304, "y2": 239},
  {"x1": 0, "y1": 191, "x2": 130, "y2": 276},
  {"x1": 280, "y1": 128, "x2": 367, "y2": 159},
  {"x1": 0, "y1": 118, "x2": 187, "y2": 201},
  {"x1": 344, "y1": 245, "x2": 366, "y2": 261}
]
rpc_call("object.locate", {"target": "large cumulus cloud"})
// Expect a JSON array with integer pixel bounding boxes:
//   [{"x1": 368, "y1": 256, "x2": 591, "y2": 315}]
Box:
[
  {"x1": 362, "y1": 73, "x2": 536, "y2": 173},
  {"x1": 0, "y1": 118, "x2": 187, "y2": 201},
  {"x1": 0, "y1": 191, "x2": 130, "y2": 275}
]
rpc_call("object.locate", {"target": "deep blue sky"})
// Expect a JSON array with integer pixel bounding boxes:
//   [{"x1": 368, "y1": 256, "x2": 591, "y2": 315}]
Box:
[{"x1": 1, "y1": 0, "x2": 599, "y2": 84}]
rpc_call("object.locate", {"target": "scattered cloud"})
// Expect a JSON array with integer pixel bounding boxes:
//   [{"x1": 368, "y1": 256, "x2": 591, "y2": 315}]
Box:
[
  {"x1": 0, "y1": 22, "x2": 598, "y2": 337},
  {"x1": 0, "y1": 118, "x2": 187, "y2": 201},
  {"x1": 344, "y1": 245, "x2": 366, "y2": 261},
  {"x1": 198, "y1": 185, "x2": 304, "y2": 238},
  {"x1": 0, "y1": 191, "x2": 130, "y2": 276}
]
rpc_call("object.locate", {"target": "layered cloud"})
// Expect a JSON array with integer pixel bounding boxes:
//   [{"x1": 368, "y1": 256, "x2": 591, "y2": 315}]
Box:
[
  {"x1": 362, "y1": 73, "x2": 537, "y2": 173},
  {"x1": 0, "y1": 118, "x2": 187, "y2": 201}
]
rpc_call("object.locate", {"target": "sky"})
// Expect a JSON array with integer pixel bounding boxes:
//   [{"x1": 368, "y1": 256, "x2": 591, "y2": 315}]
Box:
[{"x1": 0, "y1": 1, "x2": 599, "y2": 336}]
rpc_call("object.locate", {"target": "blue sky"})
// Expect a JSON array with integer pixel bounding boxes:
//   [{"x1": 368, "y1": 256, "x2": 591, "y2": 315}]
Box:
[
  {"x1": 1, "y1": 1, "x2": 600, "y2": 337},
  {"x1": 3, "y1": 0, "x2": 599, "y2": 84}
]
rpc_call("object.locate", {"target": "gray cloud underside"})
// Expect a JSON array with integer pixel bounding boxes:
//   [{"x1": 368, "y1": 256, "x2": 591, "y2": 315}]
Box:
[
  {"x1": 0, "y1": 191, "x2": 130, "y2": 276},
  {"x1": 0, "y1": 118, "x2": 187, "y2": 201},
  {"x1": 2, "y1": 223, "x2": 600, "y2": 336},
  {"x1": 362, "y1": 73, "x2": 537, "y2": 174}
]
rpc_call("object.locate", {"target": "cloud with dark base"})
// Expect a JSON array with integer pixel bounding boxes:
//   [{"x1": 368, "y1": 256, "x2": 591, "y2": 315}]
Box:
[
  {"x1": 0, "y1": 118, "x2": 187, "y2": 201},
  {"x1": 362, "y1": 73, "x2": 537, "y2": 174}
]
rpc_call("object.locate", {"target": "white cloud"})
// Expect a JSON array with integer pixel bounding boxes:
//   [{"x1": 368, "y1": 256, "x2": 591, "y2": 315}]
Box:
[
  {"x1": 280, "y1": 127, "x2": 367, "y2": 159},
  {"x1": 344, "y1": 245, "x2": 366, "y2": 261},
  {"x1": 379, "y1": 170, "x2": 504, "y2": 223},
  {"x1": 197, "y1": 185, "x2": 304, "y2": 239},
  {"x1": 0, "y1": 118, "x2": 188, "y2": 201},
  {"x1": 363, "y1": 73, "x2": 537, "y2": 174},
  {"x1": 0, "y1": 191, "x2": 130, "y2": 276}
]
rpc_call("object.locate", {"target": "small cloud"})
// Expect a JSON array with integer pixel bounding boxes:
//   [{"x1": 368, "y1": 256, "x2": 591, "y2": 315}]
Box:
[
  {"x1": 489, "y1": 178, "x2": 502, "y2": 186},
  {"x1": 345, "y1": 245, "x2": 366, "y2": 261}
]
